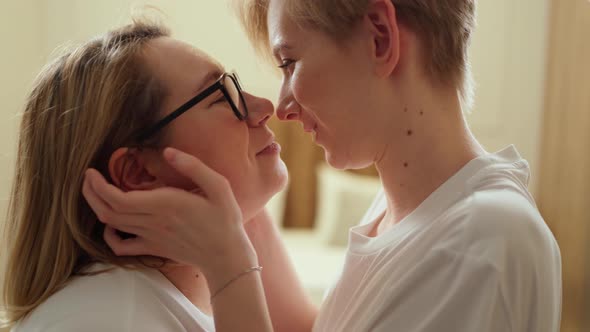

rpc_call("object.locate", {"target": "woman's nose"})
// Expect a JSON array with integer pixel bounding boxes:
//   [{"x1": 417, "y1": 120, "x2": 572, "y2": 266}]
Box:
[
  {"x1": 276, "y1": 99, "x2": 300, "y2": 121},
  {"x1": 276, "y1": 84, "x2": 300, "y2": 121},
  {"x1": 243, "y1": 92, "x2": 274, "y2": 127}
]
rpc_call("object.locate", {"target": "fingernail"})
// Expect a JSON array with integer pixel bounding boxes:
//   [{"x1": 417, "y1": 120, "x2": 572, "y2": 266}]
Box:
[
  {"x1": 164, "y1": 148, "x2": 178, "y2": 162},
  {"x1": 164, "y1": 148, "x2": 189, "y2": 164},
  {"x1": 84, "y1": 170, "x2": 94, "y2": 187}
]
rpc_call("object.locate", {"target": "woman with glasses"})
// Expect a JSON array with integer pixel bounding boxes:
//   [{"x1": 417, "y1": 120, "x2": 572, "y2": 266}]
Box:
[
  {"x1": 79, "y1": 0, "x2": 561, "y2": 331},
  {"x1": 2, "y1": 20, "x2": 283, "y2": 331}
]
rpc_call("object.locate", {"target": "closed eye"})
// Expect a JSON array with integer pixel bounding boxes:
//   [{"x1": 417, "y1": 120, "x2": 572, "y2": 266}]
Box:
[
  {"x1": 278, "y1": 59, "x2": 295, "y2": 69},
  {"x1": 210, "y1": 93, "x2": 227, "y2": 106},
  {"x1": 213, "y1": 96, "x2": 226, "y2": 104}
]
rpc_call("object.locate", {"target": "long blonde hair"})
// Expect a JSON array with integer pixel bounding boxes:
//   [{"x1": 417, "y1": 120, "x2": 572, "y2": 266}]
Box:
[{"x1": 1, "y1": 19, "x2": 170, "y2": 326}]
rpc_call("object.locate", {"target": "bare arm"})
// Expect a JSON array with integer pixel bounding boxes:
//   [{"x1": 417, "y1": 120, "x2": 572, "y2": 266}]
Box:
[
  {"x1": 82, "y1": 148, "x2": 274, "y2": 332},
  {"x1": 245, "y1": 209, "x2": 318, "y2": 332},
  {"x1": 208, "y1": 257, "x2": 273, "y2": 332}
]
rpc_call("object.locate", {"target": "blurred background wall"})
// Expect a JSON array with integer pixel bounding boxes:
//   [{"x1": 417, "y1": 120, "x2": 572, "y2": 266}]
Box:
[{"x1": 0, "y1": 1, "x2": 588, "y2": 331}]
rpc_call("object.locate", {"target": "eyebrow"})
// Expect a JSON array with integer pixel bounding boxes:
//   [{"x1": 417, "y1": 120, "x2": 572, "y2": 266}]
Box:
[
  {"x1": 272, "y1": 42, "x2": 293, "y2": 58},
  {"x1": 194, "y1": 68, "x2": 224, "y2": 95}
]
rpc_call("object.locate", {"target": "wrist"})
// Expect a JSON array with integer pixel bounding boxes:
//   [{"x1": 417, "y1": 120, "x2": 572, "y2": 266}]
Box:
[
  {"x1": 210, "y1": 265, "x2": 263, "y2": 301},
  {"x1": 244, "y1": 208, "x2": 273, "y2": 235},
  {"x1": 203, "y1": 233, "x2": 259, "y2": 291}
]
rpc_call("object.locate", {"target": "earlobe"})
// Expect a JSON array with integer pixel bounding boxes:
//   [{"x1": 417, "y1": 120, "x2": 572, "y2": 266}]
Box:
[
  {"x1": 366, "y1": 0, "x2": 400, "y2": 77},
  {"x1": 108, "y1": 148, "x2": 159, "y2": 191}
]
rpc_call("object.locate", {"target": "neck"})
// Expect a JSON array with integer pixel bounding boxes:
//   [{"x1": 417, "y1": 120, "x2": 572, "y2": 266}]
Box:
[
  {"x1": 159, "y1": 264, "x2": 212, "y2": 316},
  {"x1": 374, "y1": 80, "x2": 485, "y2": 232}
]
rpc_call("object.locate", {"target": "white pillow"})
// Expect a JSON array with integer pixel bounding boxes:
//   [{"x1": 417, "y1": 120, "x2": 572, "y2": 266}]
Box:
[{"x1": 314, "y1": 164, "x2": 382, "y2": 247}]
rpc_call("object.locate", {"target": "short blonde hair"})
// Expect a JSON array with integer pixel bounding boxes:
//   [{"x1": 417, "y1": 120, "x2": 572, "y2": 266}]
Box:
[
  {"x1": 1, "y1": 20, "x2": 170, "y2": 327},
  {"x1": 237, "y1": 0, "x2": 476, "y2": 108}
]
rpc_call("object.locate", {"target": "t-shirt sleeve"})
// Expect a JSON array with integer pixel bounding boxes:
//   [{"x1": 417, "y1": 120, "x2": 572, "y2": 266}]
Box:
[
  {"x1": 370, "y1": 248, "x2": 512, "y2": 332},
  {"x1": 41, "y1": 311, "x2": 188, "y2": 332},
  {"x1": 37, "y1": 291, "x2": 190, "y2": 332},
  {"x1": 28, "y1": 274, "x2": 194, "y2": 332}
]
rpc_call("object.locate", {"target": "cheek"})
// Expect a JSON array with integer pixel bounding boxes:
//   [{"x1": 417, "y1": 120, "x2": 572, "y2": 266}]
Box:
[
  {"x1": 195, "y1": 135, "x2": 250, "y2": 180},
  {"x1": 292, "y1": 65, "x2": 332, "y2": 117},
  {"x1": 293, "y1": 71, "x2": 351, "y2": 136},
  {"x1": 167, "y1": 122, "x2": 250, "y2": 177},
  {"x1": 291, "y1": 69, "x2": 312, "y2": 106},
  {"x1": 164, "y1": 145, "x2": 250, "y2": 196}
]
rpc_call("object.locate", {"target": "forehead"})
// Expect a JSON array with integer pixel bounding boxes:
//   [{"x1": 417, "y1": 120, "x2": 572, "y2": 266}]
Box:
[
  {"x1": 142, "y1": 37, "x2": 223, "y2": 88},
  {"x1": 267, "y1": 0, "x2": 288, "y2": 32},
  {"x1": 267, "y1": 0, "x2": 302, "y2": 51}
]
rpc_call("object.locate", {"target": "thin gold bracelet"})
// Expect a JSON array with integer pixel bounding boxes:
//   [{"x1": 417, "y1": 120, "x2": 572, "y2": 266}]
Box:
[{"x1": 210, "y1": 266, "x2": 263, "y2": 301}]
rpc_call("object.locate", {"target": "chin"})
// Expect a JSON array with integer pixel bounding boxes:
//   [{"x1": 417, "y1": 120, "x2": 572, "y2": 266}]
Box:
[
  {"x1": 240, "y1": 165, "x2": 289, "y2": 221},
  {"x1": 265, "y1": 166, "x2": 289, "y2": 204},
  {"x1": 276, "y1": 161, "x2": 289, "y2": 190},
  {"x1": 268, "y1": 158, "x2": 289, "y2": 189},
  {"x1": 324, "y1": 148, "x2": 372, "y2": 171},
  {"x1": 324, "y1": 148, "x2": 349, "y2": 170}
]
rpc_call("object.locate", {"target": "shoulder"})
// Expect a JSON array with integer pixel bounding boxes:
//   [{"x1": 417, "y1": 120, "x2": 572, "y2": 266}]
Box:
[
  {"x1": 435, "y1": 185, "x2": 561, "y2": 280},
  {"x1": 15, "y1": 264, "x2": 172, "y2": 331},
  {"x1": 456, "y1": 187, "x2": 555, "y2": 249},
  {"x1": 32, "y1": 265, "x2": 136, "y2": 314}
]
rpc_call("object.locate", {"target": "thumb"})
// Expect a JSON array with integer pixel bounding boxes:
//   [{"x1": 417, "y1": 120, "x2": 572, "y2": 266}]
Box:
[{"x1": 162, "y1": 147, "x2": 231, "y2": 202}]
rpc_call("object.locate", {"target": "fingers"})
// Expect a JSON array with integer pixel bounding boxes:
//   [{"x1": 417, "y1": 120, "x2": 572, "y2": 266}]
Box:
[
  {"x1": 104, "y1": 226, "x2": 152, "y2": 257},
  {"x1": 85, "y1": 169, "x2": 183, "y2": 214},
  {"x1": 82, "y1": 171, "x2": 149, "y2": 229},
  {"x1": 107, "y1": 223, "x2": 145, "y2": 236},
  {"x1": 163, "y1": 148, "x2": 232, "y2": 203},
  {"x1": 84, "y1": 169, "x2": 141, "y2": 214},
  {"x1": 82, "y1": 172, "x2": 115, "y2": 221}
]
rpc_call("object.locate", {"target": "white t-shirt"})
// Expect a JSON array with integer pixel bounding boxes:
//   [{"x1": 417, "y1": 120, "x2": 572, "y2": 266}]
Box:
[
  {"x1": 313, "y1": 146, "x2": 561, "y2": 332},
  {"x1": 13, "y1": 264, "x2": 215, "y2": 332}
]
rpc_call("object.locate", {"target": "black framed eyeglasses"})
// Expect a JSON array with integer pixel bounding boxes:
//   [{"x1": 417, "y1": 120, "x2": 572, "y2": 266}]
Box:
[{"x1": 136, "y1": 72, "x2": 249, "y2": 142}]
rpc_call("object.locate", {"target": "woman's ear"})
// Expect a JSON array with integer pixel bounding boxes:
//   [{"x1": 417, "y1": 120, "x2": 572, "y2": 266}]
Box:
[
  {"x1": 108, "y1": 148, "x2": 160, "y2": 191},
  {"x1": 364, "y1": 0, "x2": 401, "y2": 77}
]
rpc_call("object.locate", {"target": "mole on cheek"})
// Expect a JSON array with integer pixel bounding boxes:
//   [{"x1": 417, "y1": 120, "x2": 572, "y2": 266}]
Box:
[
  {"x1": 407, "y1": 130, "x2": 413, "y2": 136},
  {"x1": 404, "y1": 162, "x2": 409, "y2": 168}
]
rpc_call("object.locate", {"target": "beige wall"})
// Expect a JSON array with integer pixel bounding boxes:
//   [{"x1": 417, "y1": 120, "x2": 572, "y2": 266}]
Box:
[
  {"x1": 41, "y1": 0, "x2": 281, "y2": 98},
  {"x1": 0, "y1": 2, "x2": 42, "y2": 331},
  {"x1": 468, "y1": 0, "x2": 550, "y2": 193},
  {"x1": 0, "y1": 0, "x2": 43, "y2": 222}
]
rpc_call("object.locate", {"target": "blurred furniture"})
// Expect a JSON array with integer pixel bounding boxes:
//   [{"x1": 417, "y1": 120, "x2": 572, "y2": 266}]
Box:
[
  {"x1": 270, "y1": 118, "x2": 325, "y2": 229},
  {"x1": 537, "y1": 0, "x2": 590, "y2": 331},
  {"x1": 279, "y1": 165, "x2": 382, "y2": 304}
]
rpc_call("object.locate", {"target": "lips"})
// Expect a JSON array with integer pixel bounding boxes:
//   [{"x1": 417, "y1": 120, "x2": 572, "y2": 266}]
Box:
[
  {"x1": 257, "y1": 136, "x2": 277, "y2": 155},
  {"x1": 303, "y1": 124, "x2": 317, "y2": 133},
  {"x1": 258, "y1": 142, "x2": 281, "y2": 155}
]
